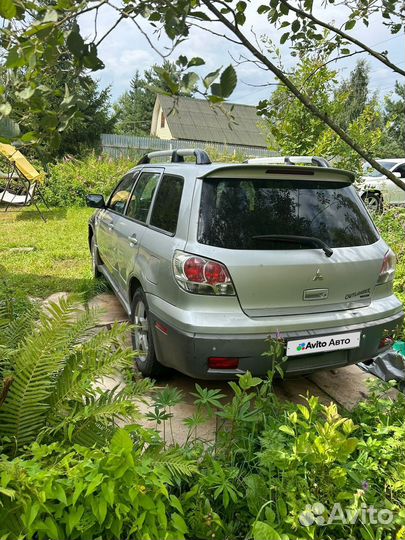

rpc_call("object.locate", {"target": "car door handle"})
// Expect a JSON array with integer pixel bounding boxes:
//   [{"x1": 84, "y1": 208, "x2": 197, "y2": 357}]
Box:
[{"x1": 128, "y1": 234, "x2": 138, "y2": 246}]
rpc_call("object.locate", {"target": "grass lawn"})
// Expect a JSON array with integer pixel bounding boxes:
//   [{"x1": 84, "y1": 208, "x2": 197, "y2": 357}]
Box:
[{"x1": 0, "y1": 206, "x2": 95, "y2": 298}]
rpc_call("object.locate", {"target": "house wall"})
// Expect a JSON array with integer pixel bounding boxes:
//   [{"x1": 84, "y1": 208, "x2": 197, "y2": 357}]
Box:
[{"x1": 150, "y1": 100, "x2": 173, "y2": 140}]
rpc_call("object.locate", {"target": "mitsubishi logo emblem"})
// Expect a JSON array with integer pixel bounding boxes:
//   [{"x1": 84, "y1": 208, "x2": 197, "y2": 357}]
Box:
[{"x1": 313, "y1": 269, "x2": 324, "y2": 281}]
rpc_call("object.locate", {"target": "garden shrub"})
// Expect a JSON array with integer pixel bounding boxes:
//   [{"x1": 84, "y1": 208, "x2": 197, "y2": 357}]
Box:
[
  {"x1": 0, "y1": 430, "x2": 194, "y2": 540},
  {"x1": 42, "y1": 148, "x2": 252, "y2": 207},
  {"x1": 202, "y1": 146, "x2": 248, "y2": 163},
  {"x1": 43, "y1": 152, "x2": 138, "y2": 207},
  {"x1": 0, "y1": 291, "x2": 196, "y2": 540},
  {"x1": 148, "y1": 362, "x2": 405, "y2": 540},
  {"x1": 3, "y1": 372, "x2": 405, "y2": 540}
]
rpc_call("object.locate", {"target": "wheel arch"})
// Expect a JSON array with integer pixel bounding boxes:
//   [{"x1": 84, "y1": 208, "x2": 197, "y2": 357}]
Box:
[
  {"x1": 361, "y1": 189, "x2": 382, "y2": 199},
  {"x1": 88, "y1": 225, "x2": 94, "y2": 251},
  {"x1": 129, "y1": 276, "x2": 143, "y2": 304}
]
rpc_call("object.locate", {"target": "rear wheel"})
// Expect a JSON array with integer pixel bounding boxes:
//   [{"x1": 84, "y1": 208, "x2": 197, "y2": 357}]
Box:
[
  {"x1": 130, "y1": 288, "x2": 165, "y2": 378},
  {"x1": 362, "y1": 192, "x2": 383, "y2": 213},
  {"x1": 91, "y1": 235, "x2": 102, "y2": 278}
]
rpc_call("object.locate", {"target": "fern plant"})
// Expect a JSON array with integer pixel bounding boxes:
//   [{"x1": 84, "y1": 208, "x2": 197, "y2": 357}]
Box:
[{"x1": 0, "y1": 292, "x2": 152, "y2": 456}]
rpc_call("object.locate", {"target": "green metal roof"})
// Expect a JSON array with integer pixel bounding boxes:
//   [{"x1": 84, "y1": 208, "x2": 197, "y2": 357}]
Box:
[{"x1": 158, "y1": 95, "x2": 268, "y2": 149}]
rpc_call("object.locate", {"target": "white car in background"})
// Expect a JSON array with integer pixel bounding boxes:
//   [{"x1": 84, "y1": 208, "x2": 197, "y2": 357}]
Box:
[{"x1": 358, "y1": 159, "x2": 405, "y2": 211}]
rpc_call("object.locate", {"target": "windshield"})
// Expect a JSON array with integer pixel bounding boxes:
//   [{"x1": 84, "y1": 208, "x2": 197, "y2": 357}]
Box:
[
  {"x1": 363, "y1": 161, "x2": 397, "y2": 177},
  {"x1": 198, "y1": 178, "x2": 379, "y2": 250}
]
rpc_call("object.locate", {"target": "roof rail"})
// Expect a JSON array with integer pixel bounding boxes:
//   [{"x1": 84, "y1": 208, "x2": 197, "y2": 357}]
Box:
[
  {"x1": 137, "y1": 148, "x2": 212, "y2": 166},
  {"x1": 246, "y1": 156, "x2": 330, "y2": 168}
]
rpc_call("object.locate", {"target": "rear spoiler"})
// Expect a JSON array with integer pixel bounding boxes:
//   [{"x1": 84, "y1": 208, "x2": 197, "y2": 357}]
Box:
[
  {"x1": 245, "y1": 155, "x2": 330, "y2": 167},
  {"x1": 199, "y1": 164, "x2": 355, "y2": 183}
]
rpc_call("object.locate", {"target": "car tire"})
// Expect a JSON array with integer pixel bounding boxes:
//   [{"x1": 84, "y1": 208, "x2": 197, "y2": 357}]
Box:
[
  {"x1": 130, "y1": 287, "x2": 166, "y2": 378},
  {"x1": 362, "y1": 192, "x2": 383, "y2": 213},
  {"x1": 91, "y1": 235, "x2": 102, "y2": 278}
]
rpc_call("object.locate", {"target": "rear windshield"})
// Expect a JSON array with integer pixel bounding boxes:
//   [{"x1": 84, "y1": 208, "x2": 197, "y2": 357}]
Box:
[{"x1": 198, "y1": 179, "x2": 379, "y2": 250}]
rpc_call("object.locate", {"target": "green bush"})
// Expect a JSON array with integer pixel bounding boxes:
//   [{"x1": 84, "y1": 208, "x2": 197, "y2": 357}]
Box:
[
  {"x1": 43, "y1": 152, "x2": 138, "y2": 207},
  {"x1": 2, "y1": 286, "x2": 405, "y2": 540},
  {"x1": 202, "y1": 145, "x2": 248, "y2": 163},
  {"x1": 42, "y1": 148, "x2": 254, "y2": 207},
  {"x1": 0, "y1": 430, "x2": 194, "y2": 540},
  {"x1": 146, "y1": 357, "x2": 405, "y2": 540}
]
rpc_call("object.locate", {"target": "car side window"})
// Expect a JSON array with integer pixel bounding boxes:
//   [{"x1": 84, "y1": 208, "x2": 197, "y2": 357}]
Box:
[
  {"x1": 394, "y1": 165, "x2": 405, "y2": 178},
  {"x1": 126, "y1": 172, "x2": 160, "y2": 222},
  {"x1": 150, "y1": 174, "x2": 184, "y2": 234},
  {"x1": 108, "y1": 173, "x2": 137, "y2": 214}
]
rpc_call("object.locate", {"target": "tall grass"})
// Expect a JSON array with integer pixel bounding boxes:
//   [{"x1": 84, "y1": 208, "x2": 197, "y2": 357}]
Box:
[{"x1": 43, "y1": 152, "x2": 139, "y2": 207}]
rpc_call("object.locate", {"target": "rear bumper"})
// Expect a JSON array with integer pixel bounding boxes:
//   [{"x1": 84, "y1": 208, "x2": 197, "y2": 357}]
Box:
[{"x1": 148, "y1": 295, "x2": 404, "y2": 379}]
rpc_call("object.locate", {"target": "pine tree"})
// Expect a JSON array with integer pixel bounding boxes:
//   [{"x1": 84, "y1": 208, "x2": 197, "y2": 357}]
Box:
[
  {"x1": 382, "y1": 82, "x2": 405, "y2": 155},
  {"x1": 334, "y1": 60, "x2": 370, "y2": 130}
]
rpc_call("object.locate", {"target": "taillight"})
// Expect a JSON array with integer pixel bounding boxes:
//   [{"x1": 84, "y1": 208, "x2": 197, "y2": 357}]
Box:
[
  {"x1": 208, "y1": 357, "x2": 239, "y2": 369},
  {"x1": 377, "y1": 249, "x2": 396, "y2": 284},
  {"x1": 172, "y1": 251, "x2": 235, "y2": 295}
]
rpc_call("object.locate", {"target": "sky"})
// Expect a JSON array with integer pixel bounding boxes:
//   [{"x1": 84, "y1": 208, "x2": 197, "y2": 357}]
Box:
[{"x1": 79, "y1": 1, "x2": 405, "y2": 105}]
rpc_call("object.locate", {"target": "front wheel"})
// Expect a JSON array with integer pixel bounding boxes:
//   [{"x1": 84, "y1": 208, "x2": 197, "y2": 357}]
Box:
[
  {"x1": 362, "y1": 192, "x2": 383, "y2": 213},
  {"x1": 130, "y1": 288, "x2": 166, "y2": 378}
]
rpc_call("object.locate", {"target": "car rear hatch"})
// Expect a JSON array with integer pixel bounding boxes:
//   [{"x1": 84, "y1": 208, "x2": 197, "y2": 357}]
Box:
[{"x1": 191, "y1": 165, "x2": 384, "y2": 317}]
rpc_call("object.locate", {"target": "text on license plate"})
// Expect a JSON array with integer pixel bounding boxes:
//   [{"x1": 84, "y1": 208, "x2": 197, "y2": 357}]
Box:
[{"x1": 286, "y1": 331, "x2": 361, "y2": 357}]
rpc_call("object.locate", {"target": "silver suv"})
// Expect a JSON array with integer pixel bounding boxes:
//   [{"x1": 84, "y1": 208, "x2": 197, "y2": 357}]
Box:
[{"x1": 86, "y1": 149, "x2": 403, "y2": 379}]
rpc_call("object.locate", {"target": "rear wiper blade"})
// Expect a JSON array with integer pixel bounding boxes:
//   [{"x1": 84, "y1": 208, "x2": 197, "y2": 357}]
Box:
[{"x1": 252, "y1": 234, "x2": 333, "y2": 257}]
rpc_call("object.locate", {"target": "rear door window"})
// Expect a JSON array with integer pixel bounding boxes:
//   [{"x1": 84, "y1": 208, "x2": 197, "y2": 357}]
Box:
[
  {"x1": 150, "y1": 174, "x2": 184, "y2": 234},
  {"x1": 198, "y1": 178, "x2": 379, "y2": 250},
  {"x1": 126, "y1": 172, "x2": 160, "y2": 223}
]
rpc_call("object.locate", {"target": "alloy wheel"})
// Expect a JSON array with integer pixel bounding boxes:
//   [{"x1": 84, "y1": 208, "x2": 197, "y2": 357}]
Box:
[
  {"x1": 363, "y1": 195, "x2": 381, "y2": 212},
  {"x1": 133, "y1": 300, "x2": 149, "y2": 362}
]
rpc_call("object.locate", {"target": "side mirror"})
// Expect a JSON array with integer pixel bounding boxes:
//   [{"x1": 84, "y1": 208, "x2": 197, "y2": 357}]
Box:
[
  {"x1": 86, "y1": 194, "x2": 105, "y2": 208},
  {"x1": 393, "y1": 171, "x2": 401, "y2": 178}
]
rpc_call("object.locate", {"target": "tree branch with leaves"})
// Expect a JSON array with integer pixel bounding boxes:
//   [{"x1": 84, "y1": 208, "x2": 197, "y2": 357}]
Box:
[{"x1": 0, "y1": 0, "x2": 404, "y2": 188}]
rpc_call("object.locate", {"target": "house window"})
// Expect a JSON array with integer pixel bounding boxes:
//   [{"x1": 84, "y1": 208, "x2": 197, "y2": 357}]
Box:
[{"x1": 160, "y1": 112, "x2": 165, "y2": 128}]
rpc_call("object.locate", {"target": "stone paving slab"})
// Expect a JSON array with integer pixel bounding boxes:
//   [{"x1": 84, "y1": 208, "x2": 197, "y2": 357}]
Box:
[{"x1": 88, "y1": 293, "x2": 129, "y2": 325}]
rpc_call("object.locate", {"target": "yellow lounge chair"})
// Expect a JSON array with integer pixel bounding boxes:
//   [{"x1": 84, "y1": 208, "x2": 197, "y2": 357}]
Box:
[{"x1": 0, "y1": 143, "x2": 48, "y2": 221}]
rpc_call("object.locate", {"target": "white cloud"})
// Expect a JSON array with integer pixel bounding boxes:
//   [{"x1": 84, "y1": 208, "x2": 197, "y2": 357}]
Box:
[{"x1": 78, "y1": 0, "x2": 404, "y2": 104}]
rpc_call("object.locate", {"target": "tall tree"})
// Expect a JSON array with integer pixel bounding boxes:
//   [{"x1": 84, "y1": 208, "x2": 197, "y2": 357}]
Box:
[
  {"x1": 263, "y1": 55, "x2": 384, "y2": 173},
  {"x1": 55, "y1": 77, "x2": 115, "y2": 158},
  {"x1": 381, "y1": 82, "x2": 405, "y2": 156},
  {"x1": 262, "y1": 55, "x2": 339, "y2": 154},
  {"x1": 3, "y1": 69, "x2": 115, "y2": 160},
  {"x1": 315, "y1": 100, "x2": 384, "y2": 172},
  {"x1": 334, "y1": 60, "x2": 371, "y2": 131},
  {"x1": 1, "y1": 11, "x2": 114, "y2": 161},
  {"x1": 114, "y1": 71, "x2": 151, "y2": 135}
]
